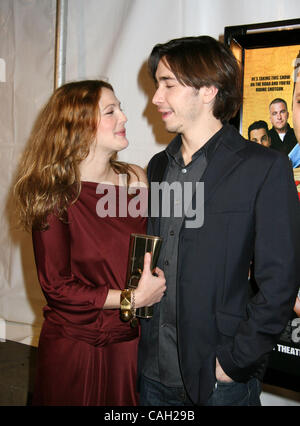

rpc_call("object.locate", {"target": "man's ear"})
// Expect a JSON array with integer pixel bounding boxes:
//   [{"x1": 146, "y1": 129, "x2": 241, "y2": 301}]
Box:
[{"x1": 201, "y1": 85, "x2": 219, "y2": 104}]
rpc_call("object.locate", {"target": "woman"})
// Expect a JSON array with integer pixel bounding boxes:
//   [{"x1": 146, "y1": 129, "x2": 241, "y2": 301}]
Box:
[{"x1": 14, "y1": 80, "x2": 166, "y2": 406}]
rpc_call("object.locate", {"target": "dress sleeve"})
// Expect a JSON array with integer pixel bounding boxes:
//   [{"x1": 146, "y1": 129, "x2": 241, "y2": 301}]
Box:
[{"x1": 32, "y1": 213, "x2": 109, "y2": 321}]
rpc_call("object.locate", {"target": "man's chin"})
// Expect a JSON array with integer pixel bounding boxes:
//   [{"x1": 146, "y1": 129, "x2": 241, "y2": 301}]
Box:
[
  {"x1": 164, "y1": 123, "x2": 180, "y2": 134},
  {"x1": 166, "y1": 128, "x2": 177, "y2": 134},
  {"x1": 275, "y1": 125, "x2": 287, "y2": 132}
]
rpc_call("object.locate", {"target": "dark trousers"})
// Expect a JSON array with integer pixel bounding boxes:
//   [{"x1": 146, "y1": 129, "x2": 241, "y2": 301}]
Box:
[{"x1": 139, "y1": 375, "x2": 261, "y2": 406}]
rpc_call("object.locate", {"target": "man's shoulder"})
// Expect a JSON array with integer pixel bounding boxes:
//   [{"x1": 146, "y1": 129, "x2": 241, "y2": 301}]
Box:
[
  {"x1": 148, "y1": 148, "x2": 168, "y2": 167},
  {"x1": 222, "y1": 125, "x2": 270, "y2": 155},
  {"x1": 268, "y1": 127, "x2": 281, "y2": 145},
  {"x1": 269, "y1": 126, "x2": 277, "y2": 135},
  {"x1": 244, "y1": 139, "x2": 294, "y2": 177},
  {"x1": 150, "y1": 149, "x2": 167, "y2": 161},
  {"x1": 286, "y1": 124, "x2": 297, "y2": 139},
  {"x1": 224, "y1": 125, "x2": 288, "y2": 164},
  {"x1": 243, "y1": 135, "x2": 285, "y2": 159},
  {"x1": 147, "y1": 149, "x2": 168, "y2": 182}
]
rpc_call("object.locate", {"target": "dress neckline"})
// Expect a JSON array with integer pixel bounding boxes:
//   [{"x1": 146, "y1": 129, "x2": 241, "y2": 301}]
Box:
[
  {"x1": 80, "y1": 181, "x2": 148, "y2": 189},
  {"x1": 81, "y1": 180, "x2": 125, "y2": 187}
]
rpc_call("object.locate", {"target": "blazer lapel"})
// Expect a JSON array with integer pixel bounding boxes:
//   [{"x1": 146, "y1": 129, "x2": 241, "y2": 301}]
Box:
[
  {"x1": 147, "y1": 151, "x2": 168, "y2": 236},
  {"x1": 150, "y1": 152, "x2": 168, "y2": 184},
  {"x1": 201, "y1": 129, "x2": 246, "y2": 205},
  {"x1": 148, "y1": 125, "x2": 247, "y2": 231}
]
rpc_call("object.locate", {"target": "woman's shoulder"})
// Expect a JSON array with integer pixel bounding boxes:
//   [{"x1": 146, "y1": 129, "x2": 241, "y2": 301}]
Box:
[{"x1": 128, "y1": 163, "x2": 148, "y2": 187}]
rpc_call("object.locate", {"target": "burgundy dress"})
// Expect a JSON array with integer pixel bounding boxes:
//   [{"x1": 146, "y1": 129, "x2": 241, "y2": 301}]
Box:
[{"x1": 32, "y1": 182, "x2": 147, "y2": 406}]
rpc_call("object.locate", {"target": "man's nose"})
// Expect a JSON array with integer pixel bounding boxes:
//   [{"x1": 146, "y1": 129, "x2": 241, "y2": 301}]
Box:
[{"x1": 152, "y1": 87, "x2": 163, "y2": 105}]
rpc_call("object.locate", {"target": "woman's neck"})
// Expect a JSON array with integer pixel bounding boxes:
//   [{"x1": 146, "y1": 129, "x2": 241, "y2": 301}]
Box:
[{"x1": 79, "y1": 151, "x2": 117, "y2": 184}]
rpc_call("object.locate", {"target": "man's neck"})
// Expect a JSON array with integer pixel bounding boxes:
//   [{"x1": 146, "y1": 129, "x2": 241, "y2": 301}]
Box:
[
  {"x1": 275, "y1": 125, "x2": 288, "y2": 135},
  {"x1": 181, "y1": 118, "x2": 223, "y2": 165}
]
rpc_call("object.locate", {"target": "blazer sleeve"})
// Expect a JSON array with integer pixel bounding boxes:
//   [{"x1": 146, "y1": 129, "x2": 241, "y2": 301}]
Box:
[
  {"x1": 32, "y1": 213, "x2": 109, "y2": 322},
  {"x1": 217, "y1": 153, "x2": 300, "y2": 382}
]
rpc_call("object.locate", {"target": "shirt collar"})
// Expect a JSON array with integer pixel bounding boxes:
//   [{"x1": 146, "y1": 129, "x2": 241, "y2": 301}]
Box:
[{"x1": 166, "y1": 124, "x2": 227, "y2": 166}]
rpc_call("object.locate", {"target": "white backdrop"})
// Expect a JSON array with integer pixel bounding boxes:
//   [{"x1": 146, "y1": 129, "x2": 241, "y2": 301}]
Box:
[
  {"x1": 0, "y1": 0, "x2": 55, "y2": 344},
  {"x1": 0, "y1": 0, "x2": 299, "y2": 405}
]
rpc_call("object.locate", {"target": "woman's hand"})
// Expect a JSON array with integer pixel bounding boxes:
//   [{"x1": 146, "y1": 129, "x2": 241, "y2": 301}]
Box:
[{"x1": 134, "y1": 252, "x2": 166, "y2": 308}]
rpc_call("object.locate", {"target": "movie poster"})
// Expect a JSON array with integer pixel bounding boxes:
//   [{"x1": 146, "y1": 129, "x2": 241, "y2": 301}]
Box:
[
  {"x1": 241, "y1": 44, "x2": 300, "y2": 389},
  {"x1": 241, "y1": 45, "x2": 300, "y2": 139}
]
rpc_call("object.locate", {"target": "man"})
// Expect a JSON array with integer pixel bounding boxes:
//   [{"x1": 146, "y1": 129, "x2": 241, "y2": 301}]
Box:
[
  {"x1": 291, "y1": 54, "x2": 300, "y2": 317},
  {"x1": 289, "y1": 57, "x2": 300, "y2": 169},
  {"x1": 292, "y1": 58, "x2": 300, "y2": 143},
  {"x1": 269, "y1": 98, "x2": 297, "y2": 155},
  {"x1": 138, "y1": 36, "x2": 300, "y2": 406},
  {"x1": 248, "y1": 120, "x2": 271, "y2": 147}
]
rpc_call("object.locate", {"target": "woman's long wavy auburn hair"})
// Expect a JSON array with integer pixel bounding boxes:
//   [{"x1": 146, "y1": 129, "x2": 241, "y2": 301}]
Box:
[{"x1": 14, "y1": 80, "x2": 135, "y2": 231}]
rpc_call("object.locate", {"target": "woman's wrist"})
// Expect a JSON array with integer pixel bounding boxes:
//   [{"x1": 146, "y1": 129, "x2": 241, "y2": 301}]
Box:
[
  {"x1": 120, "y1": 288, "x2": 140, "y2": 323},
  {"x1": 132, "y1": 287, "x2": 145, "y2": 309}
]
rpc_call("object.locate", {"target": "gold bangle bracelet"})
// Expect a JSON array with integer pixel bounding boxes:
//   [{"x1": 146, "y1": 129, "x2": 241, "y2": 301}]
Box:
[
  {"x1": 120, "y1": 289, "x2": 133, "y2": 321},
  {"x1": 120, "y1": 289, "x2": 132, "y2": 311}
]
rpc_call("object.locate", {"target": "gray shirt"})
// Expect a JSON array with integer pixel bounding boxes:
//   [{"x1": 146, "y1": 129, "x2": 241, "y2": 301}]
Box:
[{"x1": 143, "y1": 126, "x2": 225, "y2": 387}]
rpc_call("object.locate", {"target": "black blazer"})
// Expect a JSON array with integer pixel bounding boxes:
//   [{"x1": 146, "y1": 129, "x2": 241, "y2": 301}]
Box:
[
  {"x1": 138, "y1": 124, "x2": 300, "y2": 405},
  {"x1": 269, "y1": 124, "x2": 297, "y2": 155}
]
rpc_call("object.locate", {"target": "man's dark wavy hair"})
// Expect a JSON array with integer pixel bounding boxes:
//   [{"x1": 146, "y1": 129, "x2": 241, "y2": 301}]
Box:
[{"x1": 148, "y1": 35, "x2": 242, "y2": 122}]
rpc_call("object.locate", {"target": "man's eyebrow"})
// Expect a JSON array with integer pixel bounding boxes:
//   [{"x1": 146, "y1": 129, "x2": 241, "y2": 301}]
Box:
[{"x1": 157, "y1": 76, "x2": 176, "y2": 81}]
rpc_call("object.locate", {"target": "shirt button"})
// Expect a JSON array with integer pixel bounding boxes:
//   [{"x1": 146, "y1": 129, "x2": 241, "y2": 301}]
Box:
[
  {"x1": 170, "y1": 230, "x2": 175, "y2": 236},
  {"x1": 164, "y1": 260, "x2": 169, "y2": 266},
  {"x1": 182, "y1": 168, "x2": 187, "y2": 174}
]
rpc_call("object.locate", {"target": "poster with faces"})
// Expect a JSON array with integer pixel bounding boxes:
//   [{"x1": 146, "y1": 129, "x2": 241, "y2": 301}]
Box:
[{"x1": 241, "y1": 45, "x2": 300, "y2": 141}]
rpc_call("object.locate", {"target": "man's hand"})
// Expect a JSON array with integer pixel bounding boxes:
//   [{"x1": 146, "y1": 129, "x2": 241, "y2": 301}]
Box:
[{"x1": 216, "y1": 358, "x2": 233, "y2": 383}]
